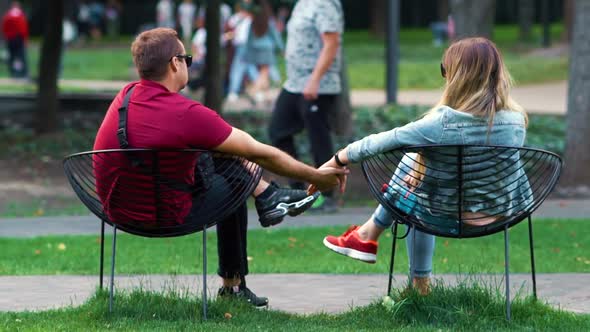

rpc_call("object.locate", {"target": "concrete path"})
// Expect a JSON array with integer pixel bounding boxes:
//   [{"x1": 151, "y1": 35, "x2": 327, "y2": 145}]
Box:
[
  {"x1": 1, "y1": 273, "x2": 588, "y2": 314},
  {"x1": 2, "y1": 199, "x2": 588, "y2": 238},
  {"x1": 0, "y1": 78, "x2": 567, "y2": 115}
]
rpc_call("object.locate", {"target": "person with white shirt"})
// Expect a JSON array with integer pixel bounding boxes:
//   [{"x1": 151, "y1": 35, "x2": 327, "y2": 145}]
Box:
[
  {"x1": 156, "y1": 0, "x2": 174, "y2": 28},
  {"x1": 177, "y1": 0, "x2": 196, "y2": 42}
]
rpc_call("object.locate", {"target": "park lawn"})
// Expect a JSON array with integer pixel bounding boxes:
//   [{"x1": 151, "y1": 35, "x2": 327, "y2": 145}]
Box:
[
  {"x1": 0, "y1": 220, "x2": 588, "y2": 276},
  {"x1": 1, "y1": 286, "x2": 590, "y2": 332},
  {"x1": 0, "y1": 24, "x2": 567, "y2": 91}
]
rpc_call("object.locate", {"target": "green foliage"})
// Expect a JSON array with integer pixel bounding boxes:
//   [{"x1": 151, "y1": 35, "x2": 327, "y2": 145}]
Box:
[
  {"x1": 0, "y1": 285, "x2": 588, "y2": 331},
  {"x1": 0, "y1": 127, "x2": 95, "y2": 160}
]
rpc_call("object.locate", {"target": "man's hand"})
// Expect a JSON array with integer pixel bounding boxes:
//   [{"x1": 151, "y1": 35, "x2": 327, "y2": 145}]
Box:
[
  {"x1": 309, "y1": 166, "x2": 349, "y2": 193},
  {"x1": 303, "y1": 78, "x2": 320, "y2": 100},
  {"x1": 308, "y1": 157, "x2": 349, "y2": 194}
]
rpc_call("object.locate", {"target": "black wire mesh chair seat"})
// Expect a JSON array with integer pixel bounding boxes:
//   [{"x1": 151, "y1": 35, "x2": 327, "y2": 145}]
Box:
[
  {"x1": 63, "y1": 148, "x2": 263, "y2": 319},
  {"x1": 360, "y1": 144, "x2": 562, "y2": 320}
]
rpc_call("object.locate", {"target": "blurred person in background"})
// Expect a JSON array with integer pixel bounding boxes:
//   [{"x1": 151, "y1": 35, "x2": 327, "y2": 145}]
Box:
[
  {"x1": 156, "y1": 0, "x2": 175, "y2": 28},
  {"x1": 268, "y1": 0, "x2": 344, "y2": 212},
  {"x1": 243, "y1": 0, "x2": 284, "y2": 105},
  {"x1": 177, "y1": 0, "x2": 196, "y2": 42},
  {"x1": 225, "y1": 0, "x2": 255, "y2": 103},
  {"x1": 105, "y1": 0, "x2": 122, "y2": 38},
  {"x1": 1, "y1": 1, "x2": 29, "y2": 79}
]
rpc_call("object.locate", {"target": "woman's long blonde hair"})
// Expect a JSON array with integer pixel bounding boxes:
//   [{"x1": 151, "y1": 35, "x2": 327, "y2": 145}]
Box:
[
  {"x1": 408, "y1": 38, "x2": 527, "y2": 189},
  {"x1": 436, "y1": 37, "x2": 527, "y2": 125}
]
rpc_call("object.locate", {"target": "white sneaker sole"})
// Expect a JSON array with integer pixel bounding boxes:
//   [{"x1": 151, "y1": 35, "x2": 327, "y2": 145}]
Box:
[{"x1": 322, "y1": 237, "x2": 377, "y2": 264}]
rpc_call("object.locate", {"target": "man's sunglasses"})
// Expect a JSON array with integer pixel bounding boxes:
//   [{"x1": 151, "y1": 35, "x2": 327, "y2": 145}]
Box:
[{"x1": 171, "y1": 54, "x2": 193, "y2": 67}]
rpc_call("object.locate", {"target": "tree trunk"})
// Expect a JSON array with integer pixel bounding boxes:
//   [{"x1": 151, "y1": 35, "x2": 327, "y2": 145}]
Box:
[
  {"x1": 369, "y1": 0, "x2": 386, "y2": 37},
  {"x1": 204, "y1": 0, "x2": 223, "y2": 113},
  {"x1": 437, "y1": 0, "x2": 449, "y2": 21},
  {"x1": 561, "y1": 0, "x2": 590, "y2": 195},
  {"x1": 518, "y1": 0, "x2": 534, "y2": 41},
  {"x1": 35, "y1": 0, "x2": 63, "y2": 134},
  {"x1": 563, "y1": 0, "x2": 574, "y2": 42},
  {"x1": 449, "y1": 0, "x2": 495, "y2": 39}
]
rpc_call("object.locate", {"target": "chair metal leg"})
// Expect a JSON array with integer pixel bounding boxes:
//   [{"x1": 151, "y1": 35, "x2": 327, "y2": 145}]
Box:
[
  {"x1": 504, "y1": 226, "x2": 511, "y2": 321},
  {"x1": 410, "y1": 225, "x2": 416, "y2": 289},
  {"x1": 202, "y1": 226, "x2": 207, "y2": 320},
  {"x1": 528, "y1": 215, "x2": 537, "y2": 299},
  {"x1": 109, "y1": 225, "x2": 117, "y2": 313},
  {"x1": 99, "y1": 219, "x2": 105, "y2": 290},
  {"x1": 387, "y1": 222, "x2": 399, "y2": 295}
]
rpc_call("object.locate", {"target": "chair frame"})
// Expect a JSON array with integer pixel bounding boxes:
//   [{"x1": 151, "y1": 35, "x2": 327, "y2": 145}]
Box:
[
  {"x1": 361, "y1": 144, "x2": 562, "y2": 321},
  {"x1": 64, "y1": 148, "x2": 262, "y2": 320}
]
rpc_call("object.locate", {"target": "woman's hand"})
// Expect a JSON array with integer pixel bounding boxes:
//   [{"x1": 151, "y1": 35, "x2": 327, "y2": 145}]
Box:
[{"x1": 308, "y1": 157, "x2": 348, "y2": 194}]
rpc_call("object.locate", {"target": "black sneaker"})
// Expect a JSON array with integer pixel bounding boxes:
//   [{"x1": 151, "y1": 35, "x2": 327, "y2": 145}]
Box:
[
  {"x1": 217, "y1": 285, "x2": 269, "y2": 307},
  {"x1": 255, "y1": 182, "x2": 320, "y2": 227}
]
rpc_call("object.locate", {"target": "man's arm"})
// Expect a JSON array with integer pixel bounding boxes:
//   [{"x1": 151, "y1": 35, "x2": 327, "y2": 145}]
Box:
[
  {"x1": 303, "y1": 32, "x2": 340, "y2": 100},
  {"x1": 214, "y1": 128, "x2": 347, "y2": 192}
]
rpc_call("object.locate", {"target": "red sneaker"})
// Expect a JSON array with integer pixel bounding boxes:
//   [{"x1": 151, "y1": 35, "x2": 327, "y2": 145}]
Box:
[{"x1": 323, "y1": 225, "x2": 378, "y2": 263}]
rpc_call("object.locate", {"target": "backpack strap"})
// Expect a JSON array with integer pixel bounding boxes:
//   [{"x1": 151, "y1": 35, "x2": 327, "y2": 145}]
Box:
[
  {"x1": 115, "y1": 85, "x2": 194, "y2": 193},
  {"x1": 117, "y1": 86, "x2": 136, "y2": 149}
]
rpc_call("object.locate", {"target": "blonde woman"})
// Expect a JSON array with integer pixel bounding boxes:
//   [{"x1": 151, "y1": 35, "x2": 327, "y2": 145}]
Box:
[{"x1": 316, "y1": 37, "x2": 528, "y2": 295}]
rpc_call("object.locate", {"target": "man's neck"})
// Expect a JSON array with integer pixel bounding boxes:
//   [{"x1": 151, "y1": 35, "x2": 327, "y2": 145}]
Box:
[{"x1": 155, "y1": 77, "x2": 179, "y2": 93}]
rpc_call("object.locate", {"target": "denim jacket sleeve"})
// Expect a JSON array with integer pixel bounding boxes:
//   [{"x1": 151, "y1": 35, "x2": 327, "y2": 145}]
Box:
[{"x1": 346, "y1": 109, "x2": 445, "y2": 163}]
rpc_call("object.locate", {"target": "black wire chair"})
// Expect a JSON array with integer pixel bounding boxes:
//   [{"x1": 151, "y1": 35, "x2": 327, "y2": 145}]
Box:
[
  {"x1": 360, "y1": 144, "x2": 562, "y2": 320},
  {"x1": 63, "y1": 149, "x2": 263, "y2": 319}
]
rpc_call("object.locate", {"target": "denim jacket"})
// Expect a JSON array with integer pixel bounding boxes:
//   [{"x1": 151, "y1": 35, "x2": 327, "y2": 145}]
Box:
[{"x1": 347, "y1": 105, "x2": 532, "y2": 219}]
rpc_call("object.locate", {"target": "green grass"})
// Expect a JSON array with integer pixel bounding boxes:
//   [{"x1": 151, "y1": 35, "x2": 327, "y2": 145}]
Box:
[
  {"x1": 0, "y1": 24, "x2": 568, "y2": 91},
  {"x1": 1, "y1": 284, "x2": 589, "y2": 331},
  {"x1": 0, "y1": 198, "x2": 89, "y2": 218},
  {"x1": 1, "y1": 221, "x2": 588, "y2": 276}
]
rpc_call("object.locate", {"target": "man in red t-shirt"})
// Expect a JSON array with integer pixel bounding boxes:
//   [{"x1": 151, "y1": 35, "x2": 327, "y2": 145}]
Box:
[
  {"x1": 94, "y1": 28, "x2": 347, "y2": 306},
  {"x1": 1, "y1": 2, "x2": 29, "y2": 78}
]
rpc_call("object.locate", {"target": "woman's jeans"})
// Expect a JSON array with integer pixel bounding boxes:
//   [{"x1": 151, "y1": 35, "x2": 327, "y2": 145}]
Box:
[{"x1": 371, "y1": 154, "x2": 435, "y2": 278}]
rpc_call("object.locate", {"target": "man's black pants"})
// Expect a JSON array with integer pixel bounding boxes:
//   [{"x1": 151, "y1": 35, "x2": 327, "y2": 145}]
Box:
[
  {"x1": 186, "y1": 155, "x2": 251, "y2": 279},
  {"x1": 7, "y1": 37, "x2": 28, "y2": 78}
]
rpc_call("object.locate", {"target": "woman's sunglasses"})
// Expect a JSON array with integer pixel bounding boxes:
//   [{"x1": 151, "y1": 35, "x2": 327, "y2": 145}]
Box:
[
  {"x1": 170, "y1": 54, "x2": 193, "y2": 67},
  {"x1": 440, "y1": 63, "x2": 446, "y2": 78}
]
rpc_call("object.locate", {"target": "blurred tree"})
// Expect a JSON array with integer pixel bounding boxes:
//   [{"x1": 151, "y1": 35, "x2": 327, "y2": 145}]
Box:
[
  {"x1": 563, "y1": 0, "x2": 573, "y2": 42},
  {"x1": 449, "y1": 0, "x2": 495, "y2": 39},
  {"x1": 35, "y1": 0, "x2": 63, "y2": 134},
  {"x1": 437, "y1": 0, "x2": 449, "y2": 21},
  {"x1": 518, "y1": 0, "x2": 534, "y2": 41},
  {"x1": 204, "y1": 0, "x2": 222, "y2": 113},
  {"x1": 369, "y1": 0, "x2": 386, "y2": 37},
  {"x1": 562, "y1": 0, "x2": 590, "y2": 195}
]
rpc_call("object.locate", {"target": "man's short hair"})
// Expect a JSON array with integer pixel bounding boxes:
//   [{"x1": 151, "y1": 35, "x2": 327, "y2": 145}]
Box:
[{"x1": 131, "y1": 28, "x2": 183, "y2": 81}]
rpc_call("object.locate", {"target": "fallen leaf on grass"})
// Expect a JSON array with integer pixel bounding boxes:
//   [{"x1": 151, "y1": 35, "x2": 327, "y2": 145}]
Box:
[
  {"x1": 57, "y1": 243, "x2": 66, "y2": 251},
  {"x1": 224, "y1": 312, "x2": 232, "y2": 319},
  {"x1": 34, "y1": 249, "x2": 41, "y2": 255}
]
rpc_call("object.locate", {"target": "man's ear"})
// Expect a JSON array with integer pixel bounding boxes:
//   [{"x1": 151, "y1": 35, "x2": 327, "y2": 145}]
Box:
[{"x1": 170, "y1": 58, "x2": 179, "y2": 73}]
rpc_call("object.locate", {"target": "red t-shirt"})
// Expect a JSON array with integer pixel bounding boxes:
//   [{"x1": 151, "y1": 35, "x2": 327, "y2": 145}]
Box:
[{"x1": 93, "y1": 80, "x2": 232, "y2": 225}]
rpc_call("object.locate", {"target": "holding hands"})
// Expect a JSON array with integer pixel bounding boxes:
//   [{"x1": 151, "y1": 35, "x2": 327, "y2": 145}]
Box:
[{"x1": 308, "y1": 149, "x2": 349, "y2": 194}]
